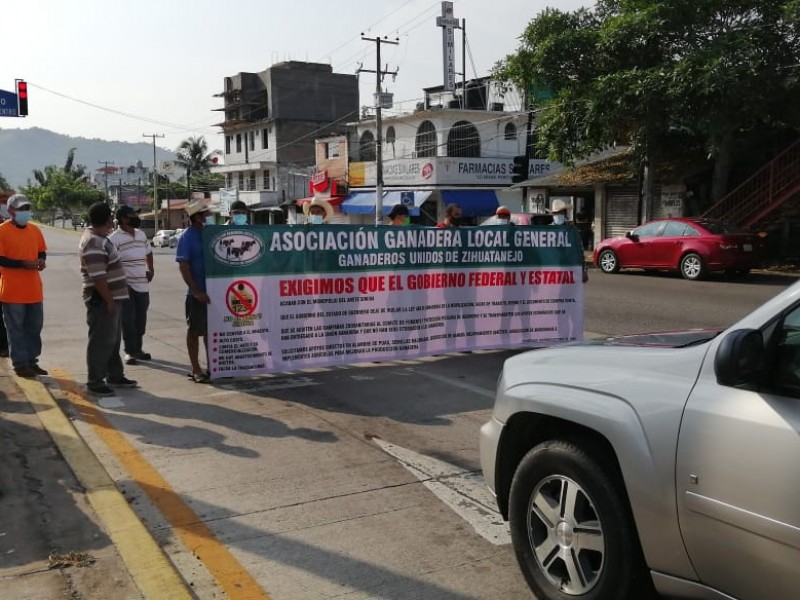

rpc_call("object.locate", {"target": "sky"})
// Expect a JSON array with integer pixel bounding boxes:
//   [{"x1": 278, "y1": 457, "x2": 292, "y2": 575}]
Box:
[{"x1": 1, "y1": 0, "x2": 589, "y2": 154}]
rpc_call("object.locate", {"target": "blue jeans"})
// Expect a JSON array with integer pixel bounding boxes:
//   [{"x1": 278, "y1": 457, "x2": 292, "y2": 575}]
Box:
[{"x1": 2, "y1": 302, "x2": 44, "y2": 370}]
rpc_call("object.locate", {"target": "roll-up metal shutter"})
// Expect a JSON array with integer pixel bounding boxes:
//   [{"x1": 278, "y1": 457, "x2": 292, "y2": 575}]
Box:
[{"x1": 604, "y1": 187, "x2": 640, "y2": 238}]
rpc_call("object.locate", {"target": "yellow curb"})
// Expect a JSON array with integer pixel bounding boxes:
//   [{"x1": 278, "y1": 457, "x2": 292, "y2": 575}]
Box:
[
  {"x1": 13, "y1": 374, "x2": 193, "y2": 600},
  {"x1": 51, "y1": 370, "x2": 273, "y2": 600}
]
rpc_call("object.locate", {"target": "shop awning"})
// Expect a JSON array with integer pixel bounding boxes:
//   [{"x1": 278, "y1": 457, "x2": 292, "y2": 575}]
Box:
[
  {"x1": 441, "y1": 190, "x2": 499, "y2": 217},
  {"x1": 340, "y1": 190, "x2": 433, "y2": 215}
]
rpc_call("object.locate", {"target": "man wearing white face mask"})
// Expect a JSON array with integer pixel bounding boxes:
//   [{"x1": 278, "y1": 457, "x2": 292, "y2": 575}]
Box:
[
  {"x1": 0, "y1": 194, "x2": 48, "y2": 378},
  {"x1": 176, "y1": 198, "x2": 216, "y2": 383},
  {"x1": 549, "y1": 199, "x2": 588, "y2": 283},
  {"x1": 227, "y1": 200, "x2": 250, "y2": 226}
]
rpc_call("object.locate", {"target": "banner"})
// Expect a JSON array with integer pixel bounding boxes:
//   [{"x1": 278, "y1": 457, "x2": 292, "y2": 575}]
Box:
[{"x1": 204, "y1": 225, "x2": 584, "y2": 378}]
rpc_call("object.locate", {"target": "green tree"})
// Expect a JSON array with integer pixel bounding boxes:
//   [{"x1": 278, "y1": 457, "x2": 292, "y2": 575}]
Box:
[
  {"x1": 497, "y1": 0, "x2": 800, "y2": 205},
  {"x1": 174, "y1": 136, "x2": 222, "y2": 198},
  {"x1": 0, "y1": 171, "x2": 11, "y2": 192}
]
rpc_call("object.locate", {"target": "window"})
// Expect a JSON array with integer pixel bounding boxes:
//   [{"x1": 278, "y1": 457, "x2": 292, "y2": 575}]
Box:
[
  {"x1": 225, "y1": 136, "x2": 231, "y2": 154},
  {"x1": 262, "y1": 128, "x2": 269, "y2": 149},
  {"x1": 263, "y1": 170, "x2": 270, "y2": 190},
  {"x1": 386, "y1": 126, "x2": 396, "y2": 145},
  {"x1": 238, "y1": 172, "x2": 244, "y2": 189},
  {"x1": 684, "y1": 224, "x2": 701, "y2": 237},
  {"x1": 226, "y1": 174, "x2": 232, "y2": 188},
  {"x1": 249, "y1": 131, "x2": 255, "y2": 152},
  {"x1": 661, "y1": 221, "x2": 688, "y2": 237},
  {"x1": 359, "y1": 131, "x2": 376, "y2": 162},
  {"x1": 415, "y1": 121, "x2": 437, "y2": 158},
  {"x1": 504, "y1": 122, "x2": 517, "y2": 141},
  {"x1": 447, "y1": 121, "x2": 481, "y2": 157},
  {"x1": 633, "y1": 222, "x2": 665, "y2": 239},
  {"x1": 236, "y1": 134, "x2": 242, "y2": 153},
  {"x1": 248, "y1": 172, "x2": 256, "y2": 191}
]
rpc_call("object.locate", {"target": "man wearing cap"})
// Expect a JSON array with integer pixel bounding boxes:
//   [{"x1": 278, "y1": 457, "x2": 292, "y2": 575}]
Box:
[
  {"x1": 0, "y1": 194, "x2": 47, "y2": 378},
  {"x1": 549, "y1": 199, "x2": 589, "y2": 283},
  {"x1": 79, "y1": 202, "x2": 138, "y2": 396},
  {"x1": 176, "y1": 198, "x2": 215, "y2": 383},
  {"x1": 227, "y1": 200, "x2": 250, "y2": 226},
  {"x1": 495, "y1": 206, "x2": 513, "y2": 224},
  {"x1": 303, "y1": 198, "x2": 333, "y2": 225},
  {"x1": 109, "y1": 205, "x2": 154, "y2": 364},
  {"x1": 387, "y1": 204, "x2": 410, "y2": 226}
]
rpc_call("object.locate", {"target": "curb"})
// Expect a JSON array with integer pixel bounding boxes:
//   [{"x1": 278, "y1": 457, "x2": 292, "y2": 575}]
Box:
[{"x1": 10, "y1": 369, "x2": 193, "y2": 600}]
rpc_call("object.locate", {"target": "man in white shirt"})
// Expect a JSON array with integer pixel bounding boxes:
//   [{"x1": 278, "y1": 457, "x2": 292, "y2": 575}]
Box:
[{"x1": 109, "y1": 205, "x2": 154, "y2": 364}]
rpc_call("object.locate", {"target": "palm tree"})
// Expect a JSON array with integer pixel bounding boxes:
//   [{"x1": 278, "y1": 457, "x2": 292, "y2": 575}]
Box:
[{"x1": 174, "y1": 136, "x2": 221, "y2": 198}]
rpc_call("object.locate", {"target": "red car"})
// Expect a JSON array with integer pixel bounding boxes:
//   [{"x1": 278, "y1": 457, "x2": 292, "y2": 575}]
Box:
[{"x1": 593, "y1": 218, "x2": 762, "y2": 280}]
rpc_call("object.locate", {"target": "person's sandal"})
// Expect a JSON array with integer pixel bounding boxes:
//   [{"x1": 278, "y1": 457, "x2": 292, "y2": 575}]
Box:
[{"x1": 191, "y1": 371, "x2": 210, "y2": 383}]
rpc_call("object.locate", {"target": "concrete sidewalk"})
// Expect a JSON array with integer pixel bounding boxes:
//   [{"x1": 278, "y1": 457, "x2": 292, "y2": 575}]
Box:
[{"x1": 0, "y1": 361, "x2": 191, "y2": 600}]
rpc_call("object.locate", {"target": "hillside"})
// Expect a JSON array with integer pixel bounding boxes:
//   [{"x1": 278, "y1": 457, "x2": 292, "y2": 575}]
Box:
[{"x1": 0, "y1": 127, "x2": 177, "y2": 189}]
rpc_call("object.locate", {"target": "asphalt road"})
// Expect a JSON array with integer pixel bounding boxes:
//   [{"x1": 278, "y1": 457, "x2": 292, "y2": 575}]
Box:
[{"x1": 32, "y1": 224, "x2": 797, "y2": 600}]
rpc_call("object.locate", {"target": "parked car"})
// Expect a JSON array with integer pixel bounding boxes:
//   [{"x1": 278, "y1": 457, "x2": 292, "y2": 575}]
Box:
[
  {"x1": 168, "y1": 228, "x2": 185, "y2": 249},
  {"x1": 480, "y1": 279, "x2": 800, "y2": 600},
  {"x1": 151, "y1": 229, "x2": 175, "y2": 248},
  {"x1": 593, "y1": 217, "x2": 761, "y2": 280}
]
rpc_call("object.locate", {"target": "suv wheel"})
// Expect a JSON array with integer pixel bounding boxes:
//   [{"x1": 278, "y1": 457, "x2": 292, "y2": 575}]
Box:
[
  {"x1": 597, "y1": 249, "x2": 619, "y2": 274},
  {"x1": 508, "y1": 440, "x2": 651, "y2": 600}
]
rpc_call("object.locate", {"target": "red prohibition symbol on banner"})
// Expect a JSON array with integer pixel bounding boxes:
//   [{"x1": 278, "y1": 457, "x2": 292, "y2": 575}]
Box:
[{"x1": 226, "y1": 280, "x2": 259, "y2": 317}]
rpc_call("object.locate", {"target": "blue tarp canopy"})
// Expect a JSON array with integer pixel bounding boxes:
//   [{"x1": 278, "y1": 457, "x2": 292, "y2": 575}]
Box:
[
  {"x1": 441, "y1": 190, "x2": 499, "y2": 217},
  {"x1": 340, "y1": 190, "x2": 432, "y2": 215}
]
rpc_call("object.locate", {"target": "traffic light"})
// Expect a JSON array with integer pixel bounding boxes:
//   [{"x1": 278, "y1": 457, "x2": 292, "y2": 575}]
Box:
[
  {"x1": 511, "y1": 155, "x2": 526, "y2": 184},
  {"x1": 15, "y1": 80, "x2": 28, "y2": 116}
]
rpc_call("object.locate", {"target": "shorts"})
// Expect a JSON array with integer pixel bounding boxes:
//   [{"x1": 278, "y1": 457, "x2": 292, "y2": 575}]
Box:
[{"x1": 185, "y1": 295, "x2": 208, "y2": 336}]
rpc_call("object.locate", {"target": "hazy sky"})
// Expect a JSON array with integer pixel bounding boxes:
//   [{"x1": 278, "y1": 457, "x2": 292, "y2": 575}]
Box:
[{"x1": 2, "y1": 0, "x2": 589, "y2": 153}]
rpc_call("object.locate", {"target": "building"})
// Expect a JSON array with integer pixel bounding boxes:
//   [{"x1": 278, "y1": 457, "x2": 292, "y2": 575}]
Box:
[
  {"x1": 341, "y1": 77, "x2": 555, "y2": 225},
  {"x1": 93, "y1": 162, "x2": 153, "y2": 209},
  {"x1": 210, "y1": 61, "x2": 359, "y2": 220}
]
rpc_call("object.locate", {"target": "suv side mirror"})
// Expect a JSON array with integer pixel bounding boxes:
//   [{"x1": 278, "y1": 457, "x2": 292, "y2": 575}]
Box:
[{"x1": 715, "y1": 329, "x2": 763, "y2": 387}]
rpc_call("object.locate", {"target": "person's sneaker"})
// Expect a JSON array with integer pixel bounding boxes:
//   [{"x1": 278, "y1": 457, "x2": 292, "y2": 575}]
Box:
[
  {"x1": 108, "y1": 377, "x2": 138, "y2": 388},
  {"x1": 87, "y1": 383, "x2": 114, "y2": 397},
  {"x1": 30, "y1": 364, "x2": 48, "y2": 375},
  {"x1": 134, "y1": 351, "x2": 152, "y2": 361},
  {"x1": 124, "y1": 354, "x2": 138, "y2": 365},
  {"x1": 14, "y1": 366, "x2": 37, "y2": 378}
]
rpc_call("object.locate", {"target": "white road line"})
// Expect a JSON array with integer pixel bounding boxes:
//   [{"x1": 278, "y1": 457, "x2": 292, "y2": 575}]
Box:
[
  {"x1": 372, "y1": 438, "x2": 510, "y2": 546},
  {"x1": 409, "y1": 369, "x2": 496, "y2": 399}
]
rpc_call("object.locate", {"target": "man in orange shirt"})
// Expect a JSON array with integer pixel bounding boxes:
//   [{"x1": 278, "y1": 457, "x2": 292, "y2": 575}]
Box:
[{"x1": 0, "y1": 194, "x2": 47, "y2": 378}]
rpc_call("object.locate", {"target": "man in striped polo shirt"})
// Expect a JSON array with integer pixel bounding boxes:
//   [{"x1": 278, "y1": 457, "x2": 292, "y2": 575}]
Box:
[
  {"x1": 109, "y1": 205, "x2": 154, "y2": 365},
  {"x1": 79, "y1": 202, "x2": 137, "y2": 397}
]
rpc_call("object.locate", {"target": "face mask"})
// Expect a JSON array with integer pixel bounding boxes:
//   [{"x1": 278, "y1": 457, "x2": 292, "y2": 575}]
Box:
[
  {"x1": 14, "y1": 211, "x2": 32, "y2": 225},
  {"x1": 498, "y1": 217, "x2": 510, "y2": 223},
  {"x1": 204, "y1": 215, "x2": 216, "y2": 226},
  {"x1": 128, "y1": 217, "x2": 141, "y2": 228},
  {"x1": 449, "y1": 216, "x2": 462, "y2": 226},
  {"x1": 231, "y1": 213, "x2": 248, "y2": 226},
  {"x1": 309, "y1": 214, "x2": 324, "y2": 225},
  {"x1": 552, "y1": 214, "x2": 566, "y2": 225}
]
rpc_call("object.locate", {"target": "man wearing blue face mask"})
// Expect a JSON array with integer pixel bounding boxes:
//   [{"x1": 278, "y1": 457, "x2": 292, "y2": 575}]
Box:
[
  {"x1": 0, "y1": 194, "x2": 48, "y2": 378},
  {"x1": 176, "y1": 198, "x2": 215, "y2": 383},
  {"x1": 303, "y1": 198, "x2": 333, "y2": 225},
  {"x1": 227, "y1": 200, "x2": 250, "y2": 226}
]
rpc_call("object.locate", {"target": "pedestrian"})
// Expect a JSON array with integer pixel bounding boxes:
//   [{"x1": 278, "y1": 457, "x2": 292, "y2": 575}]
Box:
[
  {"x1": 109, "y1": 205, "x2": 154, "y2": 365},
  {"x1": 0, "y1": 202, "x2": 9, "y2": 358},
  {"x1": 387, "y1": 204, "x2": 410, "y2": 226},
  {"x1": 79, "y1": 202, "x2": 138, "y2": 396},
  {"x1": 227, "y1": 200, "x2": 250, "y2": 226},
  {"x1": 548, "y1": 199, "x2": 589, "y2": 283},
  {"x1": 436, "y1": 203, "x2": 463, "y2": 228},
  {"x1": 495, "y1": 205, "x2": 513, "y2": 224},
  {"x1": 303, "y1": 198, "x2": 333, "y2": 225},
  {"x1": 176, "y1": 198, "x2": 215, "y2": 383},
  {"x1": 0, "y1": 194, "x2": 47, "y2": 377}
]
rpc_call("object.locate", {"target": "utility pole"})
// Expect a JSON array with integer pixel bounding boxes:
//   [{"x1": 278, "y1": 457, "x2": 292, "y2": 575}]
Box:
[
  {"x1": 143, "y1": 133, "x2": 164, "y2": 230},
  {"x1": 98, "y1": 160, "x2": 114, "y2": 205},
  {"x1": 360, "y1": 35, "x2": 398, "y2": 226}
]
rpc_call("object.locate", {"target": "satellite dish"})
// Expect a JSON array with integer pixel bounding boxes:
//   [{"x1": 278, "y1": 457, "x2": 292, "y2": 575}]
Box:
[{"x1": 160, "y1": 160, "x2": 175, "y2": 174}]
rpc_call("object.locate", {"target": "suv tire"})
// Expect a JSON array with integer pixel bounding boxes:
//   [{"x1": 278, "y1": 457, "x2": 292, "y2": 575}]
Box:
[{"x1": 508, "y1": 440, "x2": 652, "y2": 600}]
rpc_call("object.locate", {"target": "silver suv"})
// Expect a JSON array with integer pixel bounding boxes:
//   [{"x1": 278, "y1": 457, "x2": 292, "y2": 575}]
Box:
[{"x1": 480, "y1": 280, "x2": 800, "y2": 599}]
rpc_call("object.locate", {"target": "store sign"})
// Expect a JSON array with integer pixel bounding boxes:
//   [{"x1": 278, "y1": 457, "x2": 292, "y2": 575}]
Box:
[{"x1": 351, "y1": 157, "x2": 555, "y2": 187}]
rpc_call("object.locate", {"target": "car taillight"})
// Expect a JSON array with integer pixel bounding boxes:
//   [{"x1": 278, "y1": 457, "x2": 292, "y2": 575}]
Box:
[{"x1": 719, "y1": 243, "x2": 737, "y2": 250}]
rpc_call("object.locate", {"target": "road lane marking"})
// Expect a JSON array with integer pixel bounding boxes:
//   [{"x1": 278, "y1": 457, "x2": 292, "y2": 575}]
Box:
[
  {"x1": 50, "y1": 369, "x2": 273, "y2": 600},
  {"x1": 15, "y1": 372, "x2": 192, "y2": 600},
  {"x1": 370, "y1": 437, "x2": 510, "y2": 545},
  {"x1": 409, "y1": 370, "x2": 496, "y2": 398}
]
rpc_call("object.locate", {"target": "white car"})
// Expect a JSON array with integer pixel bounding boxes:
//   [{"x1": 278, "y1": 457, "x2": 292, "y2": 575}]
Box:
[
  {"x1": 151, "y1": 229, "x2": 175, "y2": 248},
  {"x1": 168, "y1": 228, "x2": 185, "y2": 249}
]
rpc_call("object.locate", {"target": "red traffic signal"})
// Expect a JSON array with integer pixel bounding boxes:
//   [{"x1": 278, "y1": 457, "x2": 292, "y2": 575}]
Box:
[{"x1": 15, "y1": 80, "x2": 28, "y2": 116}]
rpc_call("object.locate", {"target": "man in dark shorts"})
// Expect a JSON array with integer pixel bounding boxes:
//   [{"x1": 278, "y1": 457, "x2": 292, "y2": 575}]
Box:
[{"x1": 176, "y1": 199, "x2": 215, "y2": 382}]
